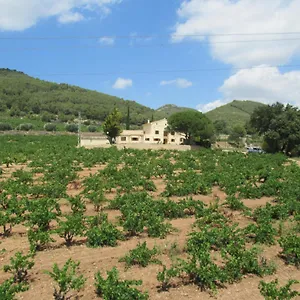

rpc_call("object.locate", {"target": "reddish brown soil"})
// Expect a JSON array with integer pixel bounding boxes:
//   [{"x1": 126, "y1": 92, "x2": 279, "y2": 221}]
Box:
[{"x1": 1, "y1": 163, "x2": 300, "y2": 300}]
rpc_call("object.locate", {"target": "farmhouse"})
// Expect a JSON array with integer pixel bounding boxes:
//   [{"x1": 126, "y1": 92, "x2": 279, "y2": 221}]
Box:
[{"x1": 80, "y1": 118, "x2": 185, "y2": 147}]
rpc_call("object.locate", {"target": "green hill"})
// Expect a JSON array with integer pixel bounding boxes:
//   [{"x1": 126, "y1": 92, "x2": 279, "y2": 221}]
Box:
[
  {"x1": 156, "y1": 104, "x2": 196, "y2": 118},
  {"x1": 205, "y1": 100, "x2": 265, "y2": 128},
  {"x1": 0, "y1": 68, "x2": 170, "y2": 127},
  {"x1": 0, "y1": 69, "x2": 264, "y2": 132}
]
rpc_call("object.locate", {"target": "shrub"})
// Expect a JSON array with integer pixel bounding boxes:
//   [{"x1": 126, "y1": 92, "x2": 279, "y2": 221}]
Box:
[
  {"x1": 88, "y1": 125, "x2": 97, "y2": 132},
  {"x1": 28, "y1": 228, "x2": 55, "y2": 253},
  {"x1": 3, "y1": 252, "x2": 35, "y2": 283},
  {"x1": 65, "y1": 124, "x2": 78, "y2": 133},
  {"x1": 17, "y1": 123, "x2": 33, "y2": 131},
  {"x1": 0, "y1": 279, "x2": 29, "y2": 300},
  {"x1": 119, "y1": 242, "x2": 161, "y2": 270},
  {"x1": 244, "y1": 222, "x2": 277, "y2": 245},
  {"x1": 0, "y1": 123, "x2": 12, "y2": 131},
  {"x1": 56, "y1": 213, "x2": 86, "y2": 246},
  {"x1": 86, "y1": 214, "x2": 123, "y2": 248},
  {"x1": 279, "y1": 234, "x2": 300, "y2": 267},
  {"x1": 94, "y1": 267, "x2": 148, "y2": 299},
  {"x1": 157, "y1": 265, "x2": 179, "y2": 291},
  {"x1": 45, "y1": 259, "x2": 86, "y2": 300},
  {"x1": 259, "y1": 279, "x2": 300, "y2": 299},
  {"x1": 44, "y1": 123, "x2": 57, "y2": 132}
]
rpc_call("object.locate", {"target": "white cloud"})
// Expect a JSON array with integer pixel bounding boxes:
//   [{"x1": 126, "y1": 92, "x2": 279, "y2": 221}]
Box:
[
  {"x1": 0, "y1": 0, "x2": 122, "y2": 31},
  {"x1": 160, "y1": 78, "x2": 193, "y2": 88},
  {"x1": 198, "y1": 66, "x2": 300, "y2": 112},
  {"x1": 197, "y1": 99, "x2": 229, "y2": 113},
  {"x1": 172, "y1": 0, "x2": 300, "y2": 67},
  {"x1": 113, "y1": 78, "x2": 133, "y2": 89},
  {"x1": 99, "y1": 36, "x2": 115, "y2": 45},
  {"x1": 58, "y1": 12, "x2": 84, "y2": 24}
]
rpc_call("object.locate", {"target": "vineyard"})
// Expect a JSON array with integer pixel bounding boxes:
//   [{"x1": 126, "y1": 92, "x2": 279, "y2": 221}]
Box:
[{"x1": 0, "y1": 135, "x2": 300, "y2": 300}]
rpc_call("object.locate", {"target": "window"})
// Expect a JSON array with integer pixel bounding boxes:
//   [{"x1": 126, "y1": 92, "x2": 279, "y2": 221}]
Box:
[
  {"x1": 121, "y1": 137, "x2": 126, "y2": 141},
  {"x1": 131, "y1": 137, "x2": 139, "y2": 141},
  {"x1": 171, "y1": 139, "x2": 175, "y2": 142},
  {"x1": 145, "y1": 138, "x2": 150, "y2": 141},
  {"x1": 171, "y1": 131, "x2": 175, "y2": 135},
  {"x1": 154, "y1": 138, "x2": 160, "y2": 142},
  {"x1": 180, "y1": 138, "x2": 184, "y2": 142},
  {"x1": 155, "y1": 130, "x2": 159, "y2": 134}
]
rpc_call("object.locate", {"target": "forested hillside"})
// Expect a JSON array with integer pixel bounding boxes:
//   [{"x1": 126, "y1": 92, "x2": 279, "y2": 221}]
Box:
[
  {"x1": 206, "y1": 100, "x2": 265, "y2": 129},
  {"x1": 0, "y1": 69, "x2": 163, "y2": 126}
]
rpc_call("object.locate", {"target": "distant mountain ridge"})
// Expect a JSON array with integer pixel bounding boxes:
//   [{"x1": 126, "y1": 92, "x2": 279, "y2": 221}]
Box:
[
  {"x1": 0, "y1": 69, "x2": 195, "y2": 126},
  {"x1": 0, "y1": 69, "x2": 264, "y2": 129},
  {"x1": 205, "y1": 100, "x2": 265, "y2": 128}
]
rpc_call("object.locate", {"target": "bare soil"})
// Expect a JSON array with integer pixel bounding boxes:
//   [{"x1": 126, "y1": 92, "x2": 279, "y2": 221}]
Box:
[{"x1": 0, "y1": 163, "x2": 300, "y2": 300}]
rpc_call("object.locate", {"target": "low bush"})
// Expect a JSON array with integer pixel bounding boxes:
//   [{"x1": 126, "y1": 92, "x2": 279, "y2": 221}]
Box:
[
  {"x1": 119, "y1": 242, "x2": 161, "y2": 270},
  {"x1": 95, "y1": 267, "x2": 148, "y2": 299},
  {"x1": 45, "y1": 259, "x2": 86, "y2": 300},
  {"x1": 259, "y1": 279, "x2": 300, "y2": 299}
]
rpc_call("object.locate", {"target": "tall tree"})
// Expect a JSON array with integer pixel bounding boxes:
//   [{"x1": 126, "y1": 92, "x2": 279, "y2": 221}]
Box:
[
  {"x1": 126, "y1": 104, "x2": 130, "y2": 130},
  {"x1": 228, "y1": 125, "x2": 246, "y2": 148},
  {"x1": 168, "y1": 111, "x2": 214, "y2": 145},
  {"x1": 103, "y1": 108, "x2": 122, "y2": 144},
  {"x1": 250, "y1": 102, "x2": 300, "y2": 155}
]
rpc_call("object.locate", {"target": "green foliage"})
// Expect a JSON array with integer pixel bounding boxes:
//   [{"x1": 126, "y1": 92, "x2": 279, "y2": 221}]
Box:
[
  {"x1": 88, "y1": 125, "x2": 97, "y2": 132},
  {"x1": 168, "y1": 110, "x2": 214, "y2": 145},
  {"x1": 44, "y1": 123, "x2": 57, "y2": 132},
  {"x1": 206, "y1": 100, "x2": 265, "y2": 129},
  {"x1": 28, "y1": 228, "x2": 55, "y2": 252},
  {"x1": 244, "y1": 222, "x2": 277, "y2": 245},
  {"x1": 94, "y1": 267, "x2": 149, "y2": 300},
  {"x1": 279, "y1": 234, "x2": 300, "y2": 267},
  {"x1": 0, "y1": 123, "x2": 12, "y2": 131},
  {"x1": 56, "y1": 213, "x2": 86, "y2": 246},
  {"x1": 103, "y1": 108, "x2": 123, "y2": 144},
  {"x1": 224, "y1": 196, "x2": 247, "y2": 211},
  {"x1": 86, "y1": 214, "x2": 123, "y2": 248},
  {"x1": 157, "y1": 265, "x2": 179, "y2": 291},
  {"x1": 213, "y1": 120, "x2": 229, "y2": 135},
  {"x1": 0, "y1": 195, "x2": 25, "y2": 236},
  {"x1": 250, "y1": 102, "x2": 300, "y2": 155},
  {"x1": 0, "y1": 279, "x2": 29, "y2": 300},
  {"x1": 3, "y1": 252, "x2": 34, "y2": 283},
  {"x1": 228, "y1": 125, "x2": 246, "y2": 148},
  {"x1": 45, "y1": 258, "x2": 86, "y2": 300},
  {"x1": 65, "y1": 124, "x2": 78, "y2": 133},
  {"x1": 119, "y1": 242, "x2": 161, "y2": 269},
  {"x1": 259, "y1": 279, "x2": 300, "y2": 300},
  {"x1": 17, "y1": 123, "x2": 33, "y2": 131}
]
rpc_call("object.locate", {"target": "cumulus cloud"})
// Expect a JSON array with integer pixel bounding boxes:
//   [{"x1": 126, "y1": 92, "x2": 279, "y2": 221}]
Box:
[
  {"x1": 197, "y1": 99, "x2": 229, "y2": 113},
  {"x1": 113, "y1": 78, "x2": 133, "y2": 89},
  {"x1": 99, "y1": 36, "x2": 115, "y2": 45},
  {"x1": 0, "y1": 0, "x2": 122, "y2": 31},
  {"x1": 172, "y1": 0, "x2": 300, "y2": 67},
  {"x1": 198, "y1": 66, "x2": 300, "y2": 112},
  {"x1": 58, "y1": 12, "x2": 84, "y2": 24},
  {"x1": 160, "y1": 78, "x2": 193, "y2": 88}
]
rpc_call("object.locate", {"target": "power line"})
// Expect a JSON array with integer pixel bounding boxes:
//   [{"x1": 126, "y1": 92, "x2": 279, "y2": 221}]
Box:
[
  {"x1": 1, "y1": 31, "x2": 300, "y2": 41},
  {"x1": 1, "y1": 38, "x2": 300, "y2": 52},
  {"x1": 2, "y1": 64, "x2": 299, "y2": 78}
]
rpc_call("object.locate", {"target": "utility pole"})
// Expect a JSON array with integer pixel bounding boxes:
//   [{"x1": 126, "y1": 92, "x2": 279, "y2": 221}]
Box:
[{"x1": 78, "y1": 112, "x2": 81, "y2": 147}]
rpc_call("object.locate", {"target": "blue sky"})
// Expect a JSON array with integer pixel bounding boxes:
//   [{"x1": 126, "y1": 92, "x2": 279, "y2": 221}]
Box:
[{"x1": 1, "y1": 0, "x2": 300, "y2": 111}]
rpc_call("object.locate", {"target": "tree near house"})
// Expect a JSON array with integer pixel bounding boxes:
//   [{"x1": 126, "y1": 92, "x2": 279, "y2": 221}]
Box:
[
  {"x1": 168, "y1": 111, "x2": 214, "y2": 145},
  {"x1": 228, "y1": 125, "x2": 246, "y2": 148},
  {"x1": 103, "y1": 108, "x2": 122, "y2": 144},
  {"x1": 250, "y1": 102, "x2": 300, "y2": 156}
]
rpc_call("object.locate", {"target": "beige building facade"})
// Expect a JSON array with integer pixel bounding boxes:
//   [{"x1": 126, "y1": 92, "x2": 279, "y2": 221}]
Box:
[{"x1": 80, "y1": 118, "x2": 185, "y2": 147}]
